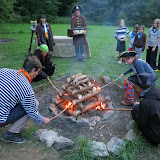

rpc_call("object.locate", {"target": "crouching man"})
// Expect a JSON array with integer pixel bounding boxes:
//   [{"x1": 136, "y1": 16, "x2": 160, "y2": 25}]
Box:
[
  {"x1": 0, "y1": 56, "x2": 50, "y2": 143},
  {"x1": 128, "y1": 73, "x2": 160, "y2": 146}
]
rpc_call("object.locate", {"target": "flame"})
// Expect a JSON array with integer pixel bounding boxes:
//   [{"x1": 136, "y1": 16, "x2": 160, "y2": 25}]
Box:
[
  {"x1": 64, "y1": 93, "x2": 68, "y2": 96},
  {"x1": 65, "y1": 101, "x2": 73, "y2": 109},
  {"x1": 96, "y1": 102, "x2": 105, "y2": 111}
]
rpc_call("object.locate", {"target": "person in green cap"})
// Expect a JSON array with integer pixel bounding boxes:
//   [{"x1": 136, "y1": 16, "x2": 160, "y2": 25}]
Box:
[{"x1": 33, "y1": 44, "x2": 55, "y2": 82}]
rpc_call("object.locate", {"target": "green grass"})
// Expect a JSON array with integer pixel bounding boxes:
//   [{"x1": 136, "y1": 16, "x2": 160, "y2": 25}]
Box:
[{"x1": 0, "y1": 23, "x2": 160, "y2": 159}]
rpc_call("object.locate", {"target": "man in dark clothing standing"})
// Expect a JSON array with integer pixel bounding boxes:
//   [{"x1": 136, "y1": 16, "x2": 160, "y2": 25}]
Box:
[
  {"x1": 71, "y1": 5, "x2": 87, "y2": 62},
  {"x1": 128, "y1": 73, "x2": 160, "y2": 146},
  {"x1": 36, "y1": 14, "x2": 54, "y2": 51}
]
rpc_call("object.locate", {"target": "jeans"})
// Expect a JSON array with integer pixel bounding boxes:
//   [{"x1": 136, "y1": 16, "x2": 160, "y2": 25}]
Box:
[
  {"x1": 135, "y1": 47, "x2": 142, "y2": 59},
  {"x1": 75, "y1": 45, "x2": 84, "y2": 60},
  {"x1": 0, "y1": 103, "x2": 27, "y2": 127}
]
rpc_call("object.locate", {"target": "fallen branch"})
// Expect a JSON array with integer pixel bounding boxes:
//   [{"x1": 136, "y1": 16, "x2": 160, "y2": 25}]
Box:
[{"x1": 103, "y1": 108, "x2": 132, "y2": 111}]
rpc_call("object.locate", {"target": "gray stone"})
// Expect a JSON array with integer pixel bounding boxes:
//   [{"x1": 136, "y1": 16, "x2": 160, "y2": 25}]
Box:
[
  {"x1": 90, "y1": 141, "x2": 109, "y2": 157},
  {"x1": 40, "y1": 130, "x2": 59, "y2": 147},
  {"x1": 114, "y1": 83, "x2": 123, "y2": 89},
  {"x1": 55, "y1": 76, "x2": 67, "y2": 82},
  {"x1": 124, "y1": 129, "x2": 137, "y2": 142},
  {"x1": 102, "y1": 76, "x2": 111, "y2": 84},
  {"x1": 89, "y1": 117, "x2": 97, "y2": 127},
  {"x1": 76, "y1": 117, "x2": 89, "y2": 127},
  {"x1": 66, "y1": 116, "x2": 77, "y2": 123},
  {"x1": 49, "y1": 104, "x2": 58, "y2": 116},
  {"x1": 102, "y1": 102, "x2": 114, "y2": 121},
  {"x1": 107, "y1": 137, "x2": 126, "y2": 155},
  {"x1": 54, "y1": 136, "x2": 75, "y2": 150},
  {"x1": 34, "y1": 129, "x2": 47, "y2": 140},
  {"x1": 104, "y1": 95, "x2": 111, "y2": 102},
  {"x1": 125, "y1": 120, "x2": 134, "y2": 131},
  {"x1": 94, "y1": 116, "x2": 101, "y2": 122}
]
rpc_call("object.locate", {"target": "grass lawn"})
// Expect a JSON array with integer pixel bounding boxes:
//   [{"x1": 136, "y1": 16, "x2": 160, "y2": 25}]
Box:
[{"x1": 0, "y1": 23, "x2": 160, "y2": 159}]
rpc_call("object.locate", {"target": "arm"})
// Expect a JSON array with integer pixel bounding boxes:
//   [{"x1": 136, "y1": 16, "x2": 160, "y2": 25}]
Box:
[
  {"x1": 36, "y1": 25, "x2": 42, "y2": 45},
  {"x1": 83, "y1": 17, "x2": 88, "y2": 35},
  {"x1": 152, "y1": 37, "x2": 160, "y2": 51},
  {"x1": 48, "y1": 23, "x2": 54, "y2": 44},
  {"x1": 146, "y1": 33, "x2": 150, "y2": 50},
  {"x1": 123, "y1": 68, "x2": 133, "y2": 75},
  {"x1": 132, "y1": 35, "x2": 137, "y2": 49}
]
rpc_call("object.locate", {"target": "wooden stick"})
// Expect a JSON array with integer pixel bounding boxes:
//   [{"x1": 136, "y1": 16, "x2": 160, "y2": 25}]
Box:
[
  {"x1": 50, "y1": 107, "x2": 68, "y2": 121},
  {"x1": 47, "y1": 77, "x2": 60, "y2": 93},
  {"x1": 103, "y1": 108, "x2": 132, "y2": 111},
  {"x1": 73, "y1": 75, "x2": 87, "y2": 83},
  {"x1": 67, "y1": 73, "x2": 83, "y2": 82},
  {"x1": 75, "y1": 78, "x2": 89, "y2": 85},
  {"x1": 72, "y1": 84, "x2": 95, "y2": 94}
]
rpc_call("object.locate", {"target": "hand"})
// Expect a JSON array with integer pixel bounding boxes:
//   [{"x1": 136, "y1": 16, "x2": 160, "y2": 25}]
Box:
[
  {"x1": 83, "y1": 30, "x2": 87, "y2": 35},
  {"x1": 120, "y1": 39, "x2": 123, "y2": 42},
  {"x1": 131, "y1": 42, "x2": 133, "y2": 46},
  {"x1": 134, "y1": 102, "x2": 140, "y2": 107},
  {"x1": 73, "y1": 31, "x2": 78, "y2": 35},
  {"x1": 120, "y1": 74, "x2": 124, "y2": 78},
  {"x1": 147, "y1": 46, "x2": 149, "y2": 50},
  {"x1": 43, "y1": 117, "x2": 51, "y2": 124},
  {"x1": 152, "y1": 47, "x2": 156, "y2": 52}
]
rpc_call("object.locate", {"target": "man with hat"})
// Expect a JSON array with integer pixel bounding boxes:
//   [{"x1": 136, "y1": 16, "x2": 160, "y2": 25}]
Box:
[
  {"x1": 33, "y1": 44, "x2": 55, "y2": 82},
  {"x1": 36, "y1": 14, "x2": 55, "y2": 51},
  {"x1": 71, "y1": 5, "x2": 88, "y2": 62},
  {"x1": 128, "y1": 73, "x2": 160, "y2": 146},
  {"x1": 119, "y1": 51, "x2": 156, "y2": 105}
]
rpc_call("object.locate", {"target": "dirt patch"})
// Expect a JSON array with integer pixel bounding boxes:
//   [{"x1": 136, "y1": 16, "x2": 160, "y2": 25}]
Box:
[
  {"x1": 0, "y1": 39, "x2": 14, "y2": 44},
  {"x1": 35, "y1": 77, "x2": 132, "y2": 142}
]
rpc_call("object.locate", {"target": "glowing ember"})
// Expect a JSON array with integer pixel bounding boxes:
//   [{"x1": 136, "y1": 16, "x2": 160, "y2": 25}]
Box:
[
  {"x1": 64, "y1": 93, "x2": 68, "y2": 95},
  {"x1": 96, "y1": 102, "x2": 105, "y2": 111},
  {"x1": 65, "y1": 101, "x2": 73, "y2": 109}
]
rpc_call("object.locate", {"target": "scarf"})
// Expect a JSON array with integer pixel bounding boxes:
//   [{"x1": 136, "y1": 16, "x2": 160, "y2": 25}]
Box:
[
  {"x1": 152, "y1": 27, "x2": 157, "y2": 33},
  {"x1": 18, "y1": 69, "x2": 32, "y2": 83},
  {"x1": 131, "y1": 31, "x2": 137, "y2": 38},
  {"x1": 138, "y1": 33, "x2": 144, "y2": 39}
]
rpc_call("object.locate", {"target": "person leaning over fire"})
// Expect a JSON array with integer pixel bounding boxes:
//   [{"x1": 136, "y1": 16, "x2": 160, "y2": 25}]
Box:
[
  {"x1": 119, "y1": 51, "x2": 156, "y2": 106},
  {"x1": 32, "y1": 44, "x2": 55, "y2": 82},
  {"x1": 128, "y1": 73, "x2": 160, "y2": 146},
  {"x1": 36, "y1": 14, "x2": 55, "y2": 51},
  {"x1": 71, "y1": 5, "x2": 88, "y2": 62},
  {"x1": 0, "y1": 56, "x2": 50, "y2": 144}
]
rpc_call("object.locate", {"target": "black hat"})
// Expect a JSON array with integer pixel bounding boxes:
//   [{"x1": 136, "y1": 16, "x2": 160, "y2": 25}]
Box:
[
  {"x1": 119, "y1": 51, "x2": 137, "y2": 58},
  {"x1": 40, "y1": 14, "x2": 46, "y2": 18},
  {"x1": 128, "y1": 73, "x2": 157, "y2": 86},
  {"x1": 72, "y1": 5, "x2": 84, "y2": 13}
]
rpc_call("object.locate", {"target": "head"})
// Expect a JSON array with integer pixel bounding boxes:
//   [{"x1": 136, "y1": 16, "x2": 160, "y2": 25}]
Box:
[
  {"x1": 23, "y1": 56, "x2": 42, "y2": 79},
  {"x1": 122, "y1": 56, "x2": 135, "y2": 65},
  {"x1": 139, "y1": 25, "x2": 145, "y2": 34},
  {"x1": 38, "y1": 44, "x2": 49, "y2": 58},
  {"x1": 75, "y1": 10, "x2": 81, "y2": 17},
  {"x1": 153, "y1": 19, "x2": 158, "y2": 28},
  {"x1": 119, "y1": 19, "x2": 125, "y2": 27},
  {"x1": 40, "y1": 14, "x2": 46, "y2": 24},
  {"x1": 155, "y1": 18, "x2": 160, "y2": 28},
  {"x1": 128, "y1": 73, "x2": 157, "y2": 92},
  {"x1": 133, "y1": 24, "x2": 139, "y2": 32}
]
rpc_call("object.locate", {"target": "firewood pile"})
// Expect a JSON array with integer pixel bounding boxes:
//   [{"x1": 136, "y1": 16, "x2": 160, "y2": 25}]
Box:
[{"x1": 52, "y1": 73, "x2": 111, "y2": 117}]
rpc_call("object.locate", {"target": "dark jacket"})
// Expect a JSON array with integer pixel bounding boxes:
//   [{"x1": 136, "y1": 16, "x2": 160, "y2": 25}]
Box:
[
  {"x1": 71, "y1": 15, "x2": 87, "y2": 46},
  {"x1": 33, "y1": 50, "x2": 55, "y2": 82},
  {"x1": 36, "y1": 22, "x2": 54, "y2": 51},
  {"x1": 131, "y1": 85, "x2": 160, "y2": 145},
  {"x1": 132, "y1": 33, "x2": 147, "y2": 51}
]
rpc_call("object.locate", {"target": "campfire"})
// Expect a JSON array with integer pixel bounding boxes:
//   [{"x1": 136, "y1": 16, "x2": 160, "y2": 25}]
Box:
[{"x1": 51, "y1": 73, "x2": 111, "y2": 117}]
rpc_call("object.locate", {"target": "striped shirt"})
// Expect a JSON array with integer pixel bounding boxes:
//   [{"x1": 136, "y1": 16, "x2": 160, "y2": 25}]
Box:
[
  {"x1": 115, "y1": 26, "x2": 129, "y2": 40},
  {"x1": 0, "y1": 68, "x2": 44, "y2": 125}
]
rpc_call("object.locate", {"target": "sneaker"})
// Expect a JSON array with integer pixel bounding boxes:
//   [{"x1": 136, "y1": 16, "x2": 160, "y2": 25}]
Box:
[
  {"x1": 121, "y1": 100, "x2": 134, "y2": 106},
  {"x1": 1, "y1": 132, "x2": 26, "y2": 144}
]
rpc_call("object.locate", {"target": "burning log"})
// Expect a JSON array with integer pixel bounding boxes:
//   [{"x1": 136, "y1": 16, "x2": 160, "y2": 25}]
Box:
[
  {"x1": 72, "y1": 90, "x2": 100, "y2": 105},
  {"x1": 72, "y1": 84, "x2": 95, "y2": 94},
  {"x1": 82, "y1": 98, "x2": 105, "y2": 113},
  {"x1": 57, "y1": 101, "x2": 74, "y2": 115},
  {"x1": 63, "y1": 88, "x2": 82, "y2": 99},
  {"x1": 71, "y1": 82, "x2": 83, "y2": 89}
]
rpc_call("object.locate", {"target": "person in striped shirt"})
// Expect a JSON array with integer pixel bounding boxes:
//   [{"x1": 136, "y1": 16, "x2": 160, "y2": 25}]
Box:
[
  {"x1": 0, "y1": 56, "x2": 50, "y2": 143},
  {"x1": 115, "y1": 19, "x2": 129, "y2": 63}
]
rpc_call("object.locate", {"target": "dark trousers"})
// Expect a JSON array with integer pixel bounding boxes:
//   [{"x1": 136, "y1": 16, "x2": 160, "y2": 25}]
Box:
[
  {"x1": 146, "y1": 46, "x2": 158, "y2": 70},
  {"x1": 157, "y1": 54, "x2": 160, "y2": 70},
  {"x1": 0, "y1": 103, "x2": 27, "y2": 127}
]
